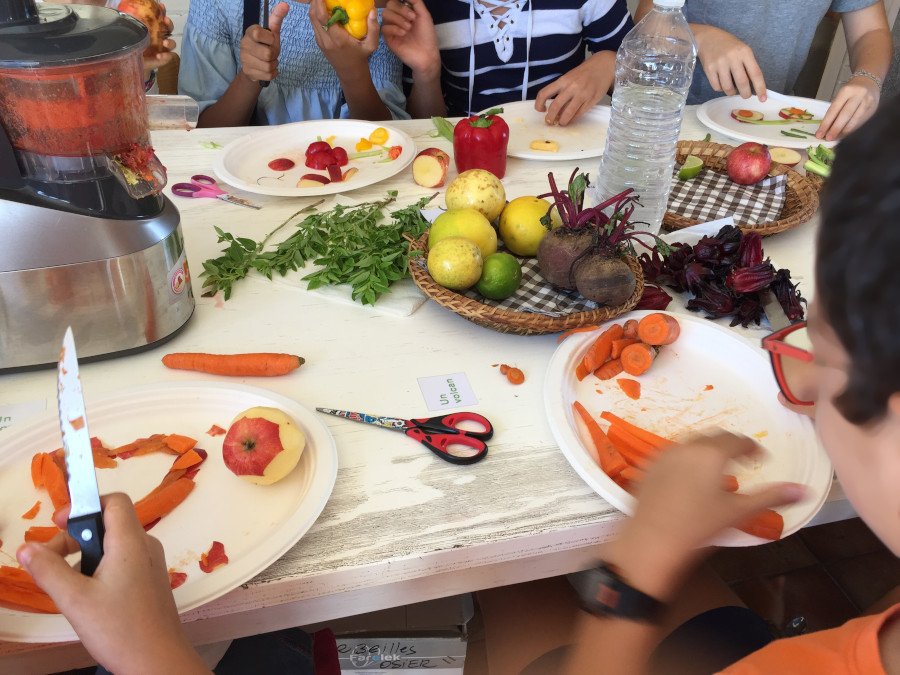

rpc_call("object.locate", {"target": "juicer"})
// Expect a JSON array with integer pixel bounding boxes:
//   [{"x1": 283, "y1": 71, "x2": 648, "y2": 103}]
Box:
[{"x1": 0, "y1": 0, "x2": 194, "y2": 372}]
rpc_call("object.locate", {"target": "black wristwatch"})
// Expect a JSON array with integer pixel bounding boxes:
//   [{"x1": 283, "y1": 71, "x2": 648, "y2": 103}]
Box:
[{"x1": 569, "y1": 562, "x2": 664, "y2": 622}]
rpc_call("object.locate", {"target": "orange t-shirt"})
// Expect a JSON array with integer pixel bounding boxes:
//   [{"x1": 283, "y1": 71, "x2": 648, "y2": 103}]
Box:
[{"x1": 720, "y1": 603, "x2": 900, "y2": 674}]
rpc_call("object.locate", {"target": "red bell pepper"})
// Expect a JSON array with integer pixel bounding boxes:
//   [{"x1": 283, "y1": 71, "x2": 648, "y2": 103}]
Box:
[{"x1": 453, "y1": 107, "x2": 509, "y2": 179}]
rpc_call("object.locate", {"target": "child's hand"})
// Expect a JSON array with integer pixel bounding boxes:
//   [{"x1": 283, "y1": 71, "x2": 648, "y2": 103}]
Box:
[
  {"x1": 310, "y1": 0, "x2": 379, "y2": 73},
  {"x1": 535, "y1": 51, "x2": 615, "y2": 126},
  {"x1": 816, "y1": 76, "x2": 880, "y2": 141},
  {"x1": 239, "y1": 2, "x2": 290, "y2": 84},
  {"x1": 382, "y1": 0, "x2": 441, "y2": 81},
  {"x1": 17, "y1": 493, "x2": 210, "y2": 674},
  {"x1": 142, "y1": 2, "x2": 177, "y2": 77},
  {"x1": 694, "y1": 24, "x2": 767, "y2": 101}
]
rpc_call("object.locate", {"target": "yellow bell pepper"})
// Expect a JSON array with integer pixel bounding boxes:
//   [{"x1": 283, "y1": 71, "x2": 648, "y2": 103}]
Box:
[{"x1": 324, "y1": 0, "x2": 374, "y2": 40}]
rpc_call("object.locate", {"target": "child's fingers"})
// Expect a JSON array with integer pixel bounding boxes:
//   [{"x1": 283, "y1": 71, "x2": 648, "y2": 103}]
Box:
[
  {"x1": 17, "y1": 541, "x2": 89, "y2": 611},
  {"x1": 362, "y1": 9, "x2": 380, "y2": 49},
  {"x1": 268, "y1": 1, "x2": 290, "y2": 37}
]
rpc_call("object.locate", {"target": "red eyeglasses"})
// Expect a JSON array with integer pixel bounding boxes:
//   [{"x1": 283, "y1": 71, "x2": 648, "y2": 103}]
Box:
[{"x1": 761, "y1": 321, "x2": 815, "y2": 406}]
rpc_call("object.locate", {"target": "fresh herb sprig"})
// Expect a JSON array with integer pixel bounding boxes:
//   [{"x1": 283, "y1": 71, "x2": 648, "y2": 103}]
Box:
[{"x1": 201, "y1": 192, "x2": 437, "y2": 305}]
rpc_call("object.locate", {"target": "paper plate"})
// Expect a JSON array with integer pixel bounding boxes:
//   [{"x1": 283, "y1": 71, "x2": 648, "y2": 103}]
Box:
[
  {"x1": 698, "y1": 90, "x2": 837, "y2": 149},
  {"x1": 0, "y1": 382, "x2": 337, "y2": 642},
  {"x1": 544, "y1": 311, "x2": 832, "y2": 547},
  {"x1": 483, "y1": 100, "x2": 611, "y2": 161},
  {"x1": 212, "y1": 119, "x2": 416, "y2": 197}
]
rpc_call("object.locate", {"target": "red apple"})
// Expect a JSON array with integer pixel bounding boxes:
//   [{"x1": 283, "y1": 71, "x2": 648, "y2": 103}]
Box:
[
  {"x1": 726, "y1": 142, "x2": 772, "y2": 185},
  {"x1": 118, "y1": 0, "x2": 166, "y2": 58},
  {"x1": 222, "y1": 406, "x2": 305, "y2": 485},
  {"x1": 297, "y1": 174, "x2": 330, "y2": 188},
  {"x1": 412, "y1": 148, "x2": 450, "y2": 187}
]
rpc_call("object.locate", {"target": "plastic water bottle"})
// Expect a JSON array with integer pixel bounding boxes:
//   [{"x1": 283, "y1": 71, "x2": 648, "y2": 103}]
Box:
[{"x1": 594, "y1": 0, "x2": 697, "y2": 234}]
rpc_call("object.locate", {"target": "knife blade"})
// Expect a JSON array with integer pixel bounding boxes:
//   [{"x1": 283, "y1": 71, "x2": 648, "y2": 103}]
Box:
[
  {"x1": 760, "y1": 288, "x2": 791, "y2": 332},
  {"x1": 57, "y1": 327, "x2": 104, "y2": 576}
]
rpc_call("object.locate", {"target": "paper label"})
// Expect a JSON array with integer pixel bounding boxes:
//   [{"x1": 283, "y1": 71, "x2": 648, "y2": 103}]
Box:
[
  {"x1": 0, "y1": 399, "x2": 47, "y2": 433},
  {"x1": 417, "y1": 373, "x2": 477, "y2": 411}
]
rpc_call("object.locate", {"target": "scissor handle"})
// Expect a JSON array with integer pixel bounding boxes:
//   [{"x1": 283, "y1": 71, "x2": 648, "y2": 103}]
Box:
[
  {"x1": 412, "y1": 412, "x2": 494, "y2": 440},
  {"x1": 190, "y1": 174, "x2": 218, "y2": 187},
  {"x1": 171, "y1": 182, "x2": 203, "y2": 197},
  {"x1": 406, "y1": 428, "x2": 488, "y2": 465}
]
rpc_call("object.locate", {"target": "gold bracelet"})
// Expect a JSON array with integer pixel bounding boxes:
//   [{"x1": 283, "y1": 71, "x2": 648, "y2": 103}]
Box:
[{"x1": 851, "y1": 69, "x2": 882, "y2": 91}]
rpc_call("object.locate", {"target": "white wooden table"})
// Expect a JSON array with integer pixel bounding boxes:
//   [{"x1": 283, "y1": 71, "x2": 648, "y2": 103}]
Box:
[{"x1": 0, "y1": 108, "x2": 851, "y2": 673}]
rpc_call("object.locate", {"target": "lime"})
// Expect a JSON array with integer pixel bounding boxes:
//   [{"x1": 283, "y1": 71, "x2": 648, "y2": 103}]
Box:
[
  {"x1": 677, "y1": 155, "x2": 704, "y2": 180},
  {"x1": 476, "y1": 252, "x2": 522, "y2": 300}
]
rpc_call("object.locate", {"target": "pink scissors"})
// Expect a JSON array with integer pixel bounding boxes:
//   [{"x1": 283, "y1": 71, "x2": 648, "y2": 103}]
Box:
[{"x1": 171, "y1": 174, "x2": 261, "y2": 209}]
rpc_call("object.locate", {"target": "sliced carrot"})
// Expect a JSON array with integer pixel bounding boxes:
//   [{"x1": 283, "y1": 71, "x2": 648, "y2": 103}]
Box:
[
  {"x1": 0, "y1": 567, "x2": 58, "y2": 613},
  {"x1": 134, "y1": 477, "x2": 196, "y2": 528},
  {"x1": 611, "y1": 338, "x2": 641, "y2": 359},
  {"x1": 506, "y1": 368, "x2": 525, "y2": 385},
  {"x1": 206, "y1": 424, "x2": 227, "y2": 437},
  {"x1": 619, "y1": 465, "x2": 645, "y2": 485},
  {"x1": 722, "y1": 474, "x2": 739, "y2": 493},
  {"x1": 24, "y1": 526, "x2": 60, "y2": 543},
  {"x1": 161, "y1": 352, "x2": 304, "y2": 377},
  {"x1": 736, "y1": 508, "x2": 784, "y2": 541},
  {"x1": 616, "y1": 378, "x2": 641, "y2": 400},
  {"x1": 109, "y1": 433, "x2": 167, "y2": 457},
  {"x1": 40, "y1": 454, "x2": 70, "y2": 513},
  {"x1": 622, "y1": 319, "x2": 639, "y2": 340},
  {"x1": 171, "y1": 449, "x2": 203, "y2": 471},
  {"x1": 164, "y1": 434, "x2": 197, "y2": 455},
  {"x1": 30, "y1": 453, "x2": 45, "y2": 489},
  {"x1": 579, "y1": 323, "x2": 624, "y2": 376},
  {"x1": 605, "y1": 425, "x2": 657, "y2": 463},
  {"x1": 557, "y1": 326, "x2": 602, "y2": 343},
  {"x1": 637, "y1": 313, "x2": 681, "y2": 346},
  {"x1": 575, "y1": 362, "x2": 590, "y2": 381},
  {"x1": 594, "y1": 358, "x2": 624, "y2": 381},
  {"x1": 605, "y1": 429, "x2": 653, "y2": 470},
  {"x1": 599, "y1": 412, "x2": 673, "y2": 450},
  {"x1": 620, "y1": 342, "x2": 658, "y2": 376},
  {"x1": 21, "y1": 501, "x2": 41, "y2": 520},
  {"x1": 572, "y1": 401, "x2": 627, "y2": 478}
]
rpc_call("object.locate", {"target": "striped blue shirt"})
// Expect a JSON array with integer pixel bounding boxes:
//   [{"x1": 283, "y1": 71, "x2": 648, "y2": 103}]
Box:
[{"x1": 422, "y1": 0, "x2": 633, "y2": 116}]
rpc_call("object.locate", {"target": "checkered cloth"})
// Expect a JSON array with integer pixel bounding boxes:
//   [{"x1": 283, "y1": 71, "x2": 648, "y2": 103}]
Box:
[
  {"x1": 667, "y1": 163, "x2": 787, "y2": 225},
  {"x1": 415, "y1": 243, "x2": 608, "y2": 317}
]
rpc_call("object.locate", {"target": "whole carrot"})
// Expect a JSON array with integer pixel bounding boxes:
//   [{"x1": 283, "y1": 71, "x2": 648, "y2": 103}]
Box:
[{"x1": 162, "y1": 353, "x2": 305, "y2": 376}]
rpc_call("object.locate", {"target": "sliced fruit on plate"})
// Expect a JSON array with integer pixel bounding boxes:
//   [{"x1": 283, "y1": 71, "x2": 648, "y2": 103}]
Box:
[
  {"x1": 779, "y1": 107, "x2": 814, "y2": 121},
  {"x1": 297, "y1": 174, "x2": 330, "y2": 188},
  {"x1": 730, "y1": 109, "x2": 764, "y2": 122},
  {"x1": 769, "y1": 147, "x2": 803, "y2": 167}
]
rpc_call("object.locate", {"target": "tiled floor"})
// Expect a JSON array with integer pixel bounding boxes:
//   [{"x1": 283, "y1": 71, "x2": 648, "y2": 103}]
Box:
[{"x1": 464, "y1": 517, "x2": 900, "y2": 675}]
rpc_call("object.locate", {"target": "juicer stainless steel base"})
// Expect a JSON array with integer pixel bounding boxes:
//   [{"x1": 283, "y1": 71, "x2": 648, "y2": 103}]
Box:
[{"x1": 0, "y1": 196, "x2": 194, "y2": 372}]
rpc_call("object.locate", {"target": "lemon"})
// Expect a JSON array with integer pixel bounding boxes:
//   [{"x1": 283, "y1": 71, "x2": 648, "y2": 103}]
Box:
[
  {"x1": 429, "y1": 209, "x2": 498, "y2": 258},
  {"x1": 476, "y1": 252, "x2": 522, "y2": 300},
  {"x1": 498, "y1": 196, "x2": 552, "y2": 257},
  {"x1": 427, "y1": 237, "x2": 483, "y2": 290},
  {"x1": 677, "y1": 155, "x2": 704, "y2": 180}
]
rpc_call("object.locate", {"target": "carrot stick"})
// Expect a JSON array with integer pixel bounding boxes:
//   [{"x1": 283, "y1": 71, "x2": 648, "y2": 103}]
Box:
[
  {"x1": 594, "y1": 358, "x2": 624, "y2": 381},
  {"x1": 133, "y1": 477, "x2": 196, "y2": 528},
  {"x1": 579, "y1": 324, "x2": 624, "y2": 376},
  {"x1": 557, "y1": 326, "x2": 602, "y2": 343},
  {"x1": 171, "y1": 449, "x2": 203, "y2": 471},
  {"x1": 599, "y1": 412, "x2": 673, "y2": 450},
  {"x1": 605, "y1": 425, "x2": 658, "y2": 463},
  {"x1": 31, "y1": 453, "x2": 45, "y2": 489},
  {"x1": 575, "y1": 362, "x2": 590, "y2": 381},
  {"x1": 722, "y1": 474, "x2": 739, "y2": 493},
  {"x1": 637, "y1": 313, "x2": 681, "y2": 346},
  {"x1": 619, "y1": 465, "x2": 645, "y2": 484},
  {"x1": 161, "y1": 353, "x2": 305, "y2": 377},
  {"x1": 622, "y1": 319, "x2": 639, "y2": 339},
  {"x1": 617, "y1": 378, "x2": 641, "y2": 400},
  {"x1": 572, "y1": 401, "x2": 627, "y2": 478},
  {"x1": 40, "y1": 454, "x2": 70, "y2": 513},
  {"x1": 620, "y1": 342, "x2": 658, "y2": 376},
  {"x1": 24, "y1": 526, "x2": 60, "y2": 543},
  {"x1": 164, "y1": 434, "x2": 197, "y2": 455},
  {"x1": 21, "y1": 501, "x2": 41, "y2": 520},
  {"x1": 0, "y1": 567, "x2": 59, "y2": 613},
  {"x1": 605, "y1": 429, "x2": 652, "y2": 470},
  {"x1": 611, "y1": 338, "x2": 640, "y2": 359},
  {"x1": 736, "y1": 508, "x2": 784, "y2": 541}
]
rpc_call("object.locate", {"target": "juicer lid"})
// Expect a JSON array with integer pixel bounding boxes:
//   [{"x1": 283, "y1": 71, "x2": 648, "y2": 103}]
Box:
[{"x1": 0, "y1": 2, "x2": 148, "y2": 68}]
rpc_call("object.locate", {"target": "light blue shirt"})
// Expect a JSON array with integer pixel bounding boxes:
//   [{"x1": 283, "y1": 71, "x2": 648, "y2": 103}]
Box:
[{"x1": 179, "y1": 0, "x2": 408, "y2": 124}]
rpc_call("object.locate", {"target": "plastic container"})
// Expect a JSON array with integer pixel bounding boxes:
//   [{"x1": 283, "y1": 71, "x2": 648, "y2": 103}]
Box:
[{"x1": 593, "y1": 0, "x2": 697, "y2": 234}]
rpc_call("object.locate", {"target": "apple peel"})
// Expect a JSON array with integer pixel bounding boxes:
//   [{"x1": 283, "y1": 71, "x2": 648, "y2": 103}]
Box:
[{"x1": 199, "y1": 541, "x2": 229, "y2": 574}]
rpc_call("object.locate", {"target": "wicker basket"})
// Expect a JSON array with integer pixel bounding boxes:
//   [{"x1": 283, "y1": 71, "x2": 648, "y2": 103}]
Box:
[
  {"x1": 407, "y1": 233, "x2": 644, "y2": 336},
  {"x1": 662, "y1": 140, "x2": 819, "y2": 236}
]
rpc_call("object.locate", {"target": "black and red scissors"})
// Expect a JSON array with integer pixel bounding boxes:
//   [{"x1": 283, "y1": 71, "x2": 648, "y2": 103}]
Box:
[{"x1": 316, "y1": 408, "x2": 492, "y2": 465}]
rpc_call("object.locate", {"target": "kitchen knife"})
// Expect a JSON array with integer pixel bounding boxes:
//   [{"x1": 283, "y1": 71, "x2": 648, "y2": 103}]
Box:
[
  {"x1": 760, "y1": 288, "x2": 791, "y2": 332},
  {"x1": 260, "y1": 0, "x2": 270, "y2": 88},
  {"x1": 57, "y1": 327, "x2": 104, "y2": 576}
]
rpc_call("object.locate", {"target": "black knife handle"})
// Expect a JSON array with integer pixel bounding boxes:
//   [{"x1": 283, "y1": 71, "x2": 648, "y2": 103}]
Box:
[{"x1": 68, "y1": 513, "x2": 105, "y2": 577}]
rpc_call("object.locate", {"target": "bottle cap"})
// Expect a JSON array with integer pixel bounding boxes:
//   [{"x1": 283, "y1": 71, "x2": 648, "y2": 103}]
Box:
[{"x1": 654, "y1": 0, "x2": 685, "y2": 7}]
